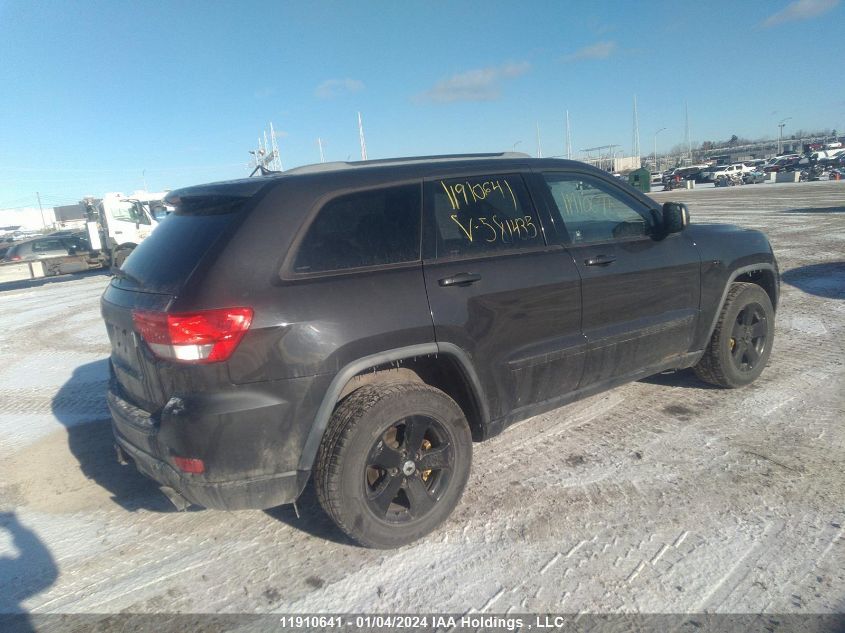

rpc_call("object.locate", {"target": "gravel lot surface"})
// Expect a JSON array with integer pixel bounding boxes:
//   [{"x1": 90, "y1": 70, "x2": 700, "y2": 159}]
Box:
[{"x1": 0, "y1": 180, "x2": 843, "y2": 616}]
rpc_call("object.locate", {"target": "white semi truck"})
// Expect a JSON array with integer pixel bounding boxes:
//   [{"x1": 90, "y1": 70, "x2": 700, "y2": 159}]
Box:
[{"x1": 85, "y1": 191, "x2": 172, "y2": 269}]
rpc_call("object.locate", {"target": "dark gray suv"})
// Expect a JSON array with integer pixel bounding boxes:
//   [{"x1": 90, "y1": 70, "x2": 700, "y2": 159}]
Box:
[{"x1": 102, "y1": 153, "x2": 778, "y2": 548}]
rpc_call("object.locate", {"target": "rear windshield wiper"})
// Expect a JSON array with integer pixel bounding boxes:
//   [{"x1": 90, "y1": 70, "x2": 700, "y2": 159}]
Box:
[{"x1": 112, "y1": 268, "x2": 144, "y2": 287}]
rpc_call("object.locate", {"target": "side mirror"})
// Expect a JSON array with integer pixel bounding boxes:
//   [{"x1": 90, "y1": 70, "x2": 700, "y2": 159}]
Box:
[{"x1": 662, "y1": 202, "x2": 689, "y2": 235}]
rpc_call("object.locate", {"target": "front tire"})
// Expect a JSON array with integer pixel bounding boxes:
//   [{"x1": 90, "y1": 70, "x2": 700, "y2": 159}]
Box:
[
  {"x1": 693, "y1": 282, "x2": 774, "y2": 388},
  {"x1": 315, "y1": 382, "x2": 472, "y2": 549}
]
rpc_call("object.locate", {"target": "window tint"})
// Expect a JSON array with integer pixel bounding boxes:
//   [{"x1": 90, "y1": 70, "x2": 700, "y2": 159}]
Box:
[
  {"x1": 428, "y1": 174, "x2": 542, "y2": 258},
  {"x1": 542, "y1": 173, "x2": 648, "y2": 244},
  {"x1": 293, "y1": 184, "x2": 421, "y2": 274}
]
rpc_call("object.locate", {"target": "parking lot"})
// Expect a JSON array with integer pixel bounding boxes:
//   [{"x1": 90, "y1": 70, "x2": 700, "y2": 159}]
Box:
[{"x1": 0, "y1": 180, "x2": 843, "y2": 615}]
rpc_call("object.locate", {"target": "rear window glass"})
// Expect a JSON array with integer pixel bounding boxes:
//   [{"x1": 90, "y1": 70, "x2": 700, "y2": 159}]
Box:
[
  {"x1": 293, "y1": 184, "x2": 421, "y2": 274},
  {"x1": 116, "y1": 211, "x2": 237, "y2": 294}
]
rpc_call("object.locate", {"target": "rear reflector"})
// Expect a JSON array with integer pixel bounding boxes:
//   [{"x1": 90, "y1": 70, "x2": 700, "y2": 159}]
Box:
[
  {"x1": 132, "y1": 307, "x2": 253, "y2": 364},
  {"x1": 172, "y1": 456, "x2": 205, "y2": 474}
]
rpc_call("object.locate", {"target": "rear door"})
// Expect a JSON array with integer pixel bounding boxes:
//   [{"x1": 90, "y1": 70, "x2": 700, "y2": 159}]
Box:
[
  {"x1": 535, "y1": 169, "x2": 701, "y2": 387},
  {"x1": 422, "y1": 171, "x2": 584, "y2": 421},
  {"x1": 31, "y1": 238, "x2": 71, "y2": 259}
]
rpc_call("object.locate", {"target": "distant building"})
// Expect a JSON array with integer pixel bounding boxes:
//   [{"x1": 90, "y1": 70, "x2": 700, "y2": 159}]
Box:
[{"x1": 582, "y1": 155, "x2": 641, "y2": 173}]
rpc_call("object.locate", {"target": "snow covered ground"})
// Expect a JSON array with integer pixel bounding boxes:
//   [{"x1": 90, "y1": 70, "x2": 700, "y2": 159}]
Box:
[{"x1": 0, "y1": 180, "x2": 843, "y2": 616}]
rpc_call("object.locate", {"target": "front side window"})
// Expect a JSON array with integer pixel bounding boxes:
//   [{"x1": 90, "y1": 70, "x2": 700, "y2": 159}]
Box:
[
  {"x1": 110, "y1": 201, "x2": 151, "y2": 225},
  {"x1": 542, "y1": 173, "x2": 649, "y2": 244},
  {"x1": 428, "y1": 174, "x2": 542, "y2": 258},
  {"x1": 293, "y1": 184, "x2": 421, "y2": 274}
]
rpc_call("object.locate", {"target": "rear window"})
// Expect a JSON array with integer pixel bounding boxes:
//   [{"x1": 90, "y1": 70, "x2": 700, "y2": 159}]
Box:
[{"x1": 116, "y1": 207, "x2": 240, "y2": 294}]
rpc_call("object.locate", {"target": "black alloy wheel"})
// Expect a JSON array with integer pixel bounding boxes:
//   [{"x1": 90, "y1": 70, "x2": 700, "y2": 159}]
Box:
[
  {"x1": 364, "y1": 415, "x2": 454, "y2": 523},
  {"x1": 729, "y1": 303, "x2": 768, "y2": 373}
]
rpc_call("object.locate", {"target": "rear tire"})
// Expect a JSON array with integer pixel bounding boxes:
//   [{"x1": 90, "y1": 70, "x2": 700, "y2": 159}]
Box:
[
  {"x1": 693, "y1": 282, "x2": 774, "y2": 388},
  {"x1": 315, "y1": 382, "x2": 472, "y2": 549}
]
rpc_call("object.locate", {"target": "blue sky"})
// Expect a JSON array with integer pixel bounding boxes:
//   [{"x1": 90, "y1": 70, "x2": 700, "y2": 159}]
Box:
[{"x1": 1, "y1": 0, "x2": 843, "y2": 212}]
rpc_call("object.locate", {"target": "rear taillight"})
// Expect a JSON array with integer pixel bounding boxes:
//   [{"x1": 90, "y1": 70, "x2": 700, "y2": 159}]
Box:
[
  {"x1": 172, "y1": 456, "x2": 205, "y2": 474},
  {"x1": 132, "y1": 307, "x2": 253, "y2": 363}
]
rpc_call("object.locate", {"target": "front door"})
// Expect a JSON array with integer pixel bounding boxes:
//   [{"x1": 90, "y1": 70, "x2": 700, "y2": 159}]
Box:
[
  {"x1": 422, "y1": 171, "x2": 585, "y2": 422},
  {"x1": 535, "y1": 170, "x2": 701, "y2": 387}
]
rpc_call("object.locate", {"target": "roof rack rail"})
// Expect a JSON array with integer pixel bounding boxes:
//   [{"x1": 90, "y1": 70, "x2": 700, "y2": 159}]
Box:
[{"x1": 282, "y1": 152, "x2": 532, "y2": 176}]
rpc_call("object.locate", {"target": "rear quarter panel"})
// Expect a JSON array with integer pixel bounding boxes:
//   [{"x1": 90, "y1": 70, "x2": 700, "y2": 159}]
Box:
[{"x1": 176, "y1": 176, "x2": 436, "y2": 385}]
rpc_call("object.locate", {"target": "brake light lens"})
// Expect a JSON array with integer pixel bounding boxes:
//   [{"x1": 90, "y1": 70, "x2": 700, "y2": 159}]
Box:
[
  {"x1": 172, "y1": 456, "x2": 205, "y2": 474},
  {"x1": 132, "y1": 307, "x2": 253, "y2": 363}
]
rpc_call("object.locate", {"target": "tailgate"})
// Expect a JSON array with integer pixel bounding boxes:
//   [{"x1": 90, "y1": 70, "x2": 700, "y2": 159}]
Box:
[{"x1": 101, "y1": 284, "x2": 172, "y2": 412}]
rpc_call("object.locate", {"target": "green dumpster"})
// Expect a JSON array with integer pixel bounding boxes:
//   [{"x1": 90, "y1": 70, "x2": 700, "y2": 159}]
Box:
[{"x1": 628, "y1": 167, "x2": 651, "y2": 193}]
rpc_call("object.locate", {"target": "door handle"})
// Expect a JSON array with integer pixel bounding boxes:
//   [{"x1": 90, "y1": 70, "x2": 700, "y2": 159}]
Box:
[
  {"x1": 438, "y1": 272, "x2": 482, "y2": 287},
  {"x1": 584, "y1": 255, "x2": 616, "y2": 266}
]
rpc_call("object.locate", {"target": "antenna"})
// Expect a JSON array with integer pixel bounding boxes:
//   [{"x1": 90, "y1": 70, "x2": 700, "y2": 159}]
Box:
[
  {"x1": 270, "y1": 122, "x2": 282, "y2": 171},
  {"x1": 632, "y1": 95, "x2": 640, "y2": 159},
  {"x1": 536, "y1": 122, "x2": 542, "y2": 158},
  {"x1": 318, "y1": 137, "x2": 325, "y2": 163},
  {"x1": 358, "y1": 112, "x2": 368, "y2": 160},
  {"x1": 566, "y1": 110, "x2": 572, "y2": 159},
  {"x1": 248, "y1": 123, "x2": 283, "y2": 174}
]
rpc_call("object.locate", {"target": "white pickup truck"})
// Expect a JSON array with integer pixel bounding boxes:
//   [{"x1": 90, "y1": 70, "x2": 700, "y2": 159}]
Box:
[{"x1": 86, "y1": 191, "x2": 172, "y2": 269}]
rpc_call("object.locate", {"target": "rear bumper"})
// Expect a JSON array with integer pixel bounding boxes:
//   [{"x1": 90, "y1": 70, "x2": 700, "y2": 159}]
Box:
[
  {"x1": 113, "y1": 434, "x2": 308, "y2": 510},
  {"x1": 107, "y1": 377, "x2": 317, "y2": 510}
]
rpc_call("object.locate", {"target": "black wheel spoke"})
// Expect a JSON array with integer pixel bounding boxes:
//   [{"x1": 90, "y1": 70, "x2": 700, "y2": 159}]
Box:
[
  {"x1": 732, "y1": 340, "x2": 745, "y2": 361},
  {"x1": 403, "y1": 416, "x2": 430, "y2": 454},
  {"x1": 405, "y1": 476, "x2": 436, "y2": 517},
  {"x1": 751, "y1": 320, "x2": 767, "y2": 338},
  {"x1": 418, "y1": 443, "x2": 452, "y2": 472},
  {"x1": 741, "y1": 307, "x2": 754, "y2": 326},
  {"x1": 732, "y1": 319, "x2": 744, "y2": 339},
  {"x1": 369, "y1": 472, "x2": 403, "y2": 516},
  {"x1": 367, "y1": 441, "x2": 403, "y2": 471},
  {"x1": 746, "y1": 343, "x2": 761, "y2": 366}
]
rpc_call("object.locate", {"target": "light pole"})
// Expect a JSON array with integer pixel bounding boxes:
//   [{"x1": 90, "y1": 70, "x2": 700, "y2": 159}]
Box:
[
  {"x1": 512, "y1": 141, "x2": 522, "y2": 153},
  {"x1": 653, "y1": 127, "x2": 666, "y2": 172},
  {"x1": 777, "y1": 117, "x2": 792, "y2": 154}
]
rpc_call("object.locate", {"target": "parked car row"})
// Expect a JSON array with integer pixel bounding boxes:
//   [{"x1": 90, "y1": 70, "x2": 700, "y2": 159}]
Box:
[{"x1": 655, "y1": 149, "x2": 845, "y2": 189}]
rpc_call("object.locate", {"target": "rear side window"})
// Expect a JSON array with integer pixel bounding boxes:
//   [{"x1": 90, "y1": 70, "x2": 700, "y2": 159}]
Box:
[
  {"x1": 427, "y1": 174, "x2": 542, "y2": 258},
  {"x1": 293, "y1": 184, "x2": 421, "y2": 274},
  {"x1": 32, "y1": 239, "x2": 65, "y2": 252}
]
